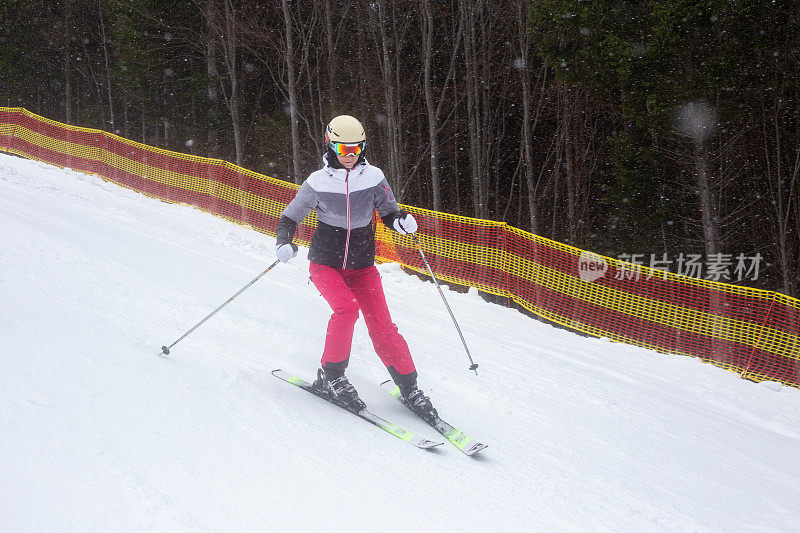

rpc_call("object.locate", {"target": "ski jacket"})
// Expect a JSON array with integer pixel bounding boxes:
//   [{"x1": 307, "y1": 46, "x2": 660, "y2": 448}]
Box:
[{"x1": 277, "y1": 155, "x2": 403, "y2": 269}]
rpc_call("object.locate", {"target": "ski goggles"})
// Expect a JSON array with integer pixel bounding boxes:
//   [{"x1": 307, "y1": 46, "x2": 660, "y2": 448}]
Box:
[{"x1": 330, "y1": 141, "x2": 365, "y2": 158}]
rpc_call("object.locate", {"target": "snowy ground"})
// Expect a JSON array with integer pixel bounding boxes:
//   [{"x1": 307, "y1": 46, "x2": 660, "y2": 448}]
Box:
[{"x1": 1, "y1": 151, "x2": 799, "y2": 532}]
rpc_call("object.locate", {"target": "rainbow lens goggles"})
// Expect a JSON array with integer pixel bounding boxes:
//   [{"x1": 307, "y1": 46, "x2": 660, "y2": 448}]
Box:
[{"x1": 330, "y1": 141, "x2": 365, "y2": 158}]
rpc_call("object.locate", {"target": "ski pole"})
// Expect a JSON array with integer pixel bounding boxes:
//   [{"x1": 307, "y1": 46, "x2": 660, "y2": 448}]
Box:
[
  {"x1": 159, "y1": 260, "x2": 280, "y2": 356},
  {"x1": 411, "y1": 233, "x2": 479, "y2": 375}
]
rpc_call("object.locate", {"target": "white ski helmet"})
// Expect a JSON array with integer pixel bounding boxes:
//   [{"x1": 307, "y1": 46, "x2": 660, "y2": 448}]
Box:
[{"x1": 325, "y1": 115, "x2": 366, "y2": 146}]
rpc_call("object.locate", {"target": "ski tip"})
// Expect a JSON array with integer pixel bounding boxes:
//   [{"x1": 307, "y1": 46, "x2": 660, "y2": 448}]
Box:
[
  {"x1": 379, "y1": 379, "x2": 400, "y2": 397},
  {"x1": 378, "y1": 379, "x2": 397, "y2": 391}
]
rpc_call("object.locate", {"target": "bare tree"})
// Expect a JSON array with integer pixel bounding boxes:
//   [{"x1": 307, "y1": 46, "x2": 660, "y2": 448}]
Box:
[
  {"x1": 760, "y1": 87, "x2": 800, "y2": 296},
  {"x1": 97, "y1": 0, "x2": 115, "y2": 131},
  {"x1": 459, "y1": 0, "x2": 485, "y2": 217},
  {"x1": 517, "y1": 0, "x2": 539, "y2": 234},
  {"x1": 322, "y1": 0, "x2": 337, "y2": 117},
  {"x1": 204, "y1": 0, "x2": 222, "y2": 158},
  {"x1": 281, "y1": 0, "x2": 302, "y2": 182},
  {"x1": 372, "y1": 0, "x2": 402, "y2": 193},
  {"x1": 420, "y1": 0, "x2": 463, "y2": 213},
  {"x1": 196, "y1": 0, "x2": 244, "y2": 165},
  {"x1": 63, "y1": 0, "x2": 74, "y2": 124},
  {"x1": 561, "y1": 85, "x2": 600, "y2": 245},
  {"x1": 676, "y1": 101, "x2": 721, "y2": 257},
  {"x1": 421, "y1": 0, "x2": 440, "y2": 210}
]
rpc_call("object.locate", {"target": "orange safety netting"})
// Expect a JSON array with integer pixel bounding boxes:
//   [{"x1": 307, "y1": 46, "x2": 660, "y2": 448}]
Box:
[{"x1": 2, "y1": 107, "x2": 798, "y2": 389}]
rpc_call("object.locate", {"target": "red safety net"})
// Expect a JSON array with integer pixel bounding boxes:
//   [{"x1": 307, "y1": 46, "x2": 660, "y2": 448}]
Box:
[{"x1": 2, "y1": 107, "x2": 798, "y2": 389}]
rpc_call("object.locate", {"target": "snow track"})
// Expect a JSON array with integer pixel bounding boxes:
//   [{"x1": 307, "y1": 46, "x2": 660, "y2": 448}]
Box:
[{"x1": 1, "y1": 153, "x2": 799, "y2": 531}]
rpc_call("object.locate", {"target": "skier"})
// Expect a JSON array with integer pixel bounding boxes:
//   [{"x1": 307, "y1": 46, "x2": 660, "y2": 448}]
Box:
[{"x1": 274, "y1": 115, "x2": 438, "y2": 422}]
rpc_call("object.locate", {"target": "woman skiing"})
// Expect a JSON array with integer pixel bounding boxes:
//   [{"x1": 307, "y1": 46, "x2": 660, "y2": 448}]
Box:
[{"x1": 274, "y1": 115, "x2": 437, "y2": 421}]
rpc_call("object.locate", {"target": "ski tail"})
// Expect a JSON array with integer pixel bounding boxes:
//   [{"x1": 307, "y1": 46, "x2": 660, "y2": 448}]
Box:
[{"x1": 379, "y1": 380, "x2": 488, "y2": 456}]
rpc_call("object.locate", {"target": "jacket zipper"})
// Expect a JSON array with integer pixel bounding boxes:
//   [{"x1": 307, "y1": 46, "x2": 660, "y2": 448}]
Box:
[{"x1": 342, "y1": 168, "x2": 351, "y2": 269}]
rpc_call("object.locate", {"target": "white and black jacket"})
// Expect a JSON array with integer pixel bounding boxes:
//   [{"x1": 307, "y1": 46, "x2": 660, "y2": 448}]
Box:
[{"x1": 276, "y1": 154, "x2": 404, "y2": 269}]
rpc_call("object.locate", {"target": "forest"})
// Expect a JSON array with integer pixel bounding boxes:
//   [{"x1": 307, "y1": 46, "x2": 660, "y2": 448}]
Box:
[{"x1": 1, "y1": 0, "x2": 797, "y2": 296}]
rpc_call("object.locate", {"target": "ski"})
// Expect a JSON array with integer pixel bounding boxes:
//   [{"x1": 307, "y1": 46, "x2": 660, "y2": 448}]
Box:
[
  {"x1": 379, "y1": 380, "x2": 488, "y2": 456},
  {"x1": 272, "y1": 369, "x2": 443, "y2": 450}
]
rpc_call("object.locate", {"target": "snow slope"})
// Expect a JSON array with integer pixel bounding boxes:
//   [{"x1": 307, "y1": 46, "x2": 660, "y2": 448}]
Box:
[{"x1": 1, "y1": 152, "x2": 799, "y2": 532}]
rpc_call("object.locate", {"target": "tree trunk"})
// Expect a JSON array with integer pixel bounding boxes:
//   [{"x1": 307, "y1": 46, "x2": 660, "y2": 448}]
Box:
[
  {"x1": 454, "y1": 100, "x2": 461, "y2": 214},
  {"x1": 421, "y1": 0, "x2": 441, "y2": 211},
  {"x1": 694, "y1": 138, "x2": 721, "y2": 257},
  {"x1": 563, "y1": 87, "x2": 577, "y2": 245},
  {"x1": 281, "y1": 0, "x2": 302, "y2": 183},
  {"x1": 460, "y1": 0, "x2": 484, "y2": 218},
  {"x1": 323, "y1": 0, "x2": 337, "y2": 117},
  {"x1": 205, "y1": 0, "x2": 221, "y2": 158},
  {"x1": 390, "y1": 0, "x2": 406, "y2": 198},
  {"x1": 376, "y1": 0, "x2": 401, "y2": 194},
  {"x1": 223, "y1": 0, "x2": 243, "y2": 166},
  {"x1": 677, "y1": 101, "x2": 721, "y2": 258},
  {"x1": 199, "y1": 0, "x2": 243, "y2": 165},
  {"x1": 763, "y1": 89, "x2": 799, "y2": 296},
  {"x1": 98, "y1": 1, "x2": 115, "y2": 131},
  {"x1": 123, "y1": 101, "x2": 128, "y2": 139},
  {"x1": 141, "y1": 96, "x2": 146, "y2": 143},
  {"x1": 63, "y1": 0, "x2": 73, "y2": 124},
  {"x1": 518, "y1": 0, "x2": 537, "y2": 235}
]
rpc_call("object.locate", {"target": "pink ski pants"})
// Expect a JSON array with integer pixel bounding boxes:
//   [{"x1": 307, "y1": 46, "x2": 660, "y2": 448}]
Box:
[{"x1": 309, "y1": 262, "x2": 416, "y2": 375}]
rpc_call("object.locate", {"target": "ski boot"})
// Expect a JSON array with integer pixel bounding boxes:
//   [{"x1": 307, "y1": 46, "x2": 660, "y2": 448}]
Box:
[
  {"x1": 313, "y1": 368, "x2": 366, "y2": 412},
  {"x1": 399, "y1": 384, "x2": 438, "y2": 424}
]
